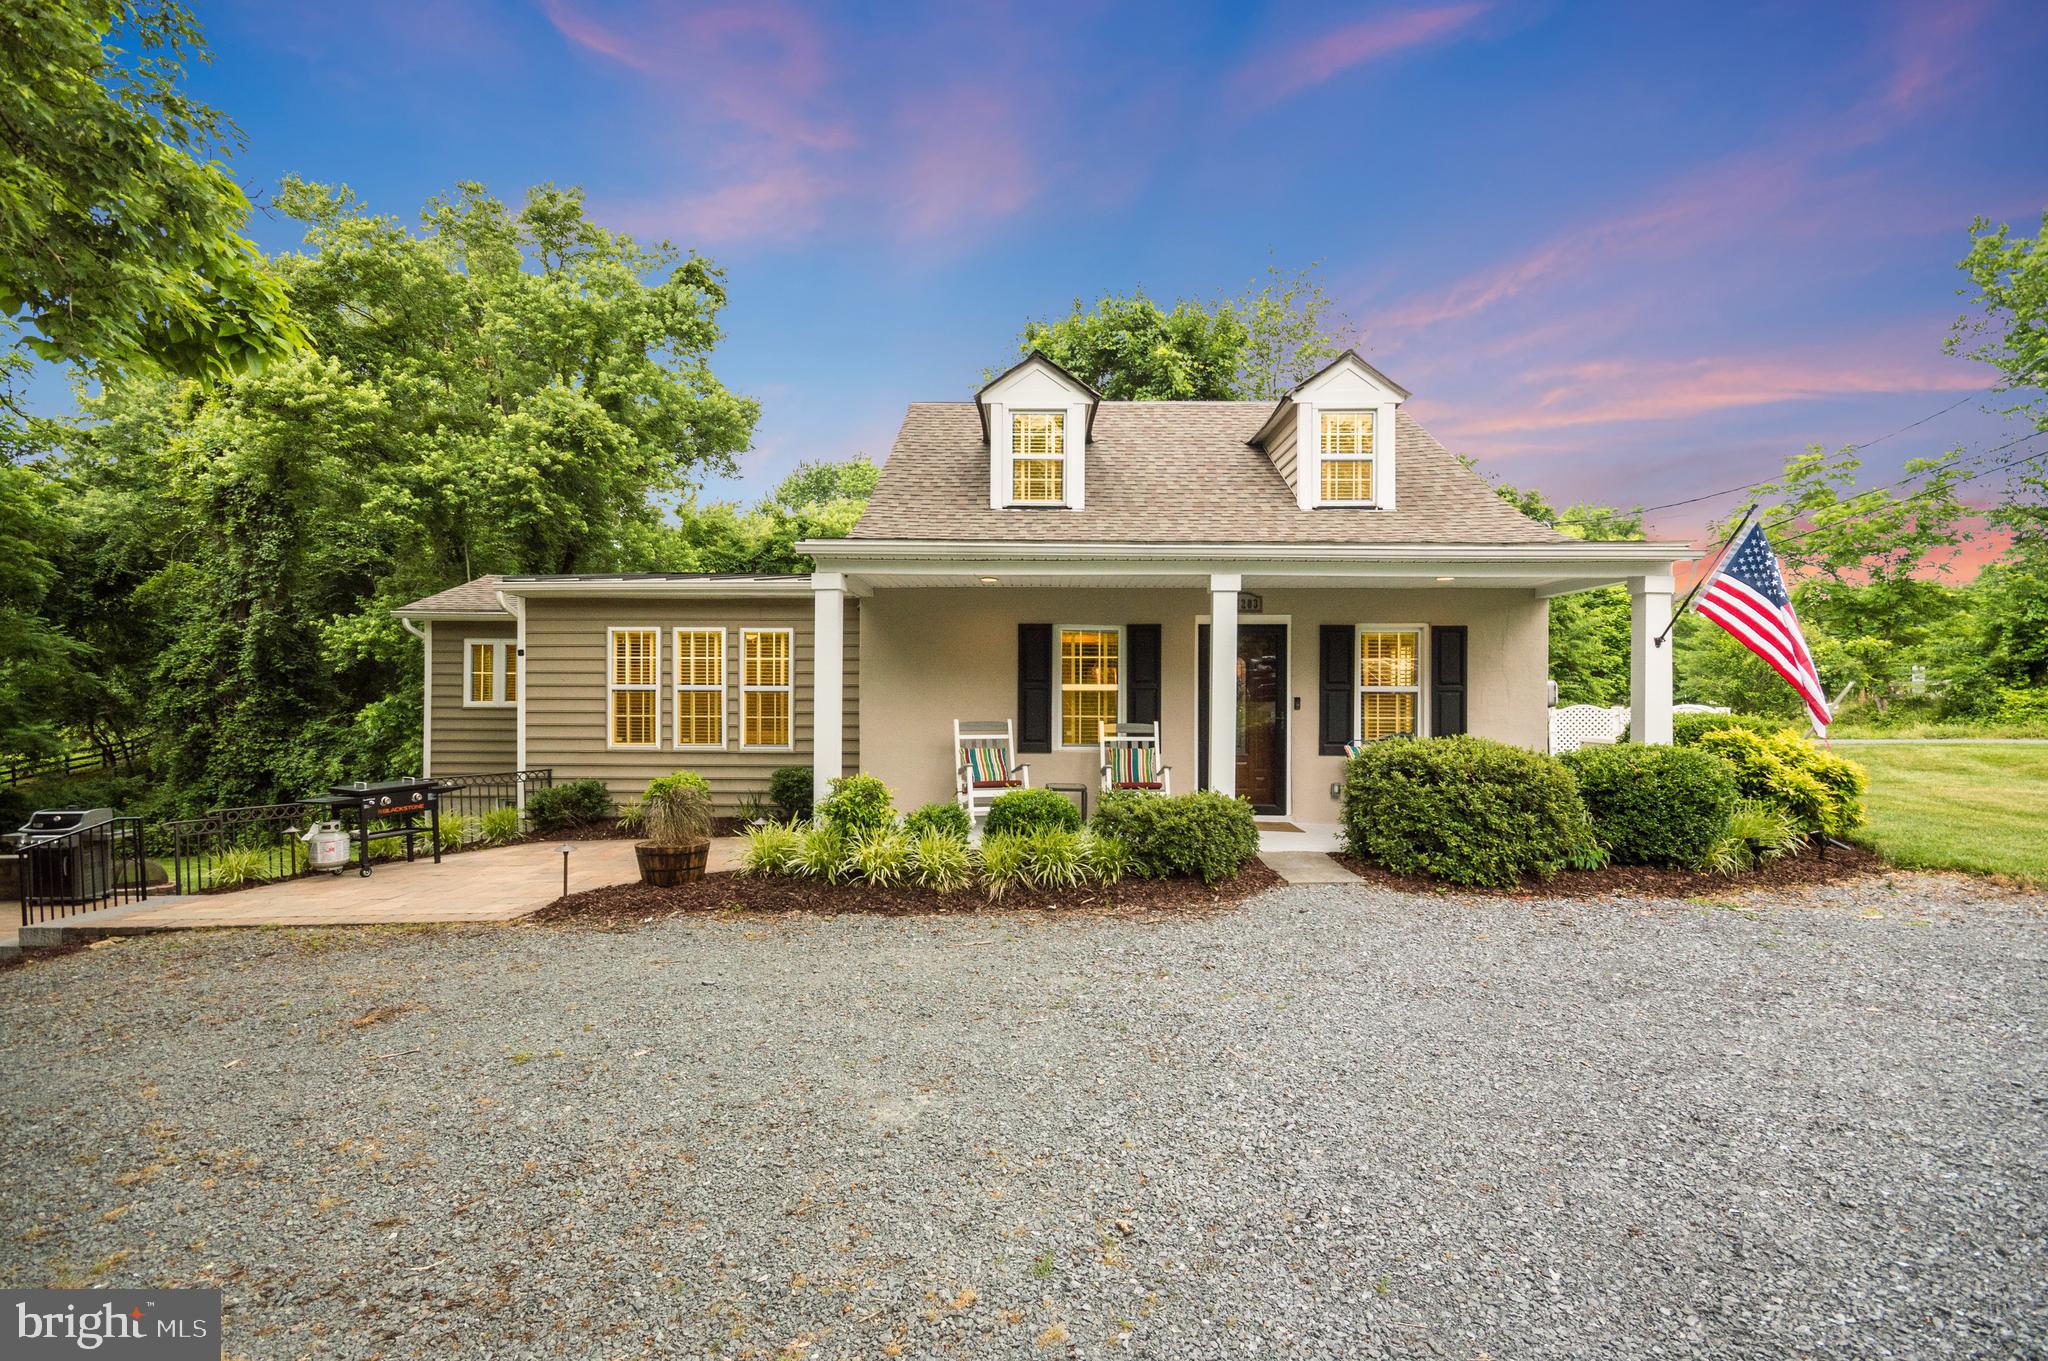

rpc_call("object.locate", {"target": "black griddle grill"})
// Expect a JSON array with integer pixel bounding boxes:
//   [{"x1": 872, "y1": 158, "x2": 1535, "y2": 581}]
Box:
[{"x1": 308, "y1": 779, "x2": 457, "y2": 877}]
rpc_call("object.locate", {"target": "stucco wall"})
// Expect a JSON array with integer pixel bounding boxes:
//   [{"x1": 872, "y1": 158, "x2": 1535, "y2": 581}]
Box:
[
  {"x1": 426, "y1": 620, "x2": 517, "y2": 776},
  {"x1": 855, "y1": 586, "x2": 1548, "y2": 818},
  {"x1": 520, "y1": 594, "x2": 859, "y2": 812}
]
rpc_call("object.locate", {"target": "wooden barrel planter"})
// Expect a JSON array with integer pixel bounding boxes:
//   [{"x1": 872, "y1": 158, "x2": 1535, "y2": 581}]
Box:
[{"x1": 636, "y1": 840, "x2": 709, "y2": 886}]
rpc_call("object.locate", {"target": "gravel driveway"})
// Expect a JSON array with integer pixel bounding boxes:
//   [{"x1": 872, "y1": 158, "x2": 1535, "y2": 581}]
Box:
[{"x1": 3, "y1": 876, "x2": 2043, "y2": 1359}]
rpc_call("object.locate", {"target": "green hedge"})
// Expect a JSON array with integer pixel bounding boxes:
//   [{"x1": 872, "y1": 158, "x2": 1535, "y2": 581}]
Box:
[
  {"x1": 1670, "y1": 711, "x2": 1798, "y2": 745},
  {"x1": 524, "y1": 777, "x2": 613, "y2": 831},
  {"x1": 1341, "y1": 736, "x2": 1595, "y2": 887},
  {"x1": 1088, "y1": 790, "x2": 1258, "y2": 884},
  {"x1": 1689, "y1": 728, "x2": 1867, "y2": 836},
  {"x1": 903, "y1": 801, "x2": 971, "y2": 838},
  {"x1": 984, "y1": 787, "x2": 1082, "y2": 836},
  {"x1": 1561, "y1": 744, "x2": 1737, "y2": 867},
  {"x1": 769, "y1": 765, "x2": 813, "y2": 821}
]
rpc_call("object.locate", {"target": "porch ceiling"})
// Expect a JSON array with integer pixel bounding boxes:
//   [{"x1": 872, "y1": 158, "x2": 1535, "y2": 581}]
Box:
[{"x1": 839, "y1": 569, "x2": 1635, "y2": 593}]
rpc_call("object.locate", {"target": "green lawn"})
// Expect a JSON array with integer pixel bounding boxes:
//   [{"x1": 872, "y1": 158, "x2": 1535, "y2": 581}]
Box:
[{"x1": 1847, "y1": 742, "x2": 2048, "y2": 883}]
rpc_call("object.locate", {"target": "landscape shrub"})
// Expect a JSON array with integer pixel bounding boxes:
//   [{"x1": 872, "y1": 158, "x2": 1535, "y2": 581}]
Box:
[
  {"x1": 818, "y1": 773, "x2": 895, "y2": 833},
  {"x1": 1700, "y1": 799, "x2": 1803, "y2": 875},
  {"x1": 739, "y1": 820, "x2": 802, "y2": 876},
  {"x1": 434, "y1": 813, "x2": 471, "y2": 852},
  {"x1": 641, "y1": 773, "x2": 713, "y2": 845},
  {"x1": 209, "y1": 845, "x2": 268, "y2": 888},
  {"x1": 1080, "y1": 830, "x2": 1131, "y2": 885},
  {"x1": 769, "y1": 765, "x2": 814, "y2": 821},
  {"x1": 903, "y1": 801, "x2": 971, "y2": 839},
  {"x1": 1089, "y1": 790, "x2": 1259, "y2": 884},
  {"x1": 1341, "y1": 736, "x2": 1594, "y2": 887},
  {"x1": 910, "y1": 829, "x2": 973, "y2": 891},
  {"x1": 523, "y1": 778, "x2": 613, "y2": 831},
  {"x1": 844, "y1": 827, "x2": 914, "y2": 886},
  {"x1": 793, "y1": 823, "x2": 849, "y2": 882},
  {"x1": 614, "y1": 800, "x2": 645, "y2": 835},
  {"x1": 1689, "y1": 728, "x2": 1867, "y2": 836},
  {"x1": 1021, "y1": 826, "x2": 1087, "y2": 888},
  {"x1": 1561, "y1": 744, "x2": 1738, "y2": 867},
  {"x1": 984, "y1": 787, "x2": 1082, "y2": 837},
  {"x1": 478, "y1": 806, "x2": 524, "y2": 846},
  {"x1": 975, "y1": 832, "x2": 1029, "y2": 901},
  {"x1": 1670, "y1": 712, "x2": 1797, "y2": 745}
]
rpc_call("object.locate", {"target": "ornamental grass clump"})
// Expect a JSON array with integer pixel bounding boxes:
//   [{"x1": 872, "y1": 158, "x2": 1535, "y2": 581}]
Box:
[
  {"x1": 1020, "y1": 826, "x2": 1087, "y2": 889},
  {"x1": 478, "y1": 806, "x2": 524, "y2": 846},
  {"x1": 976, "y1": 832, "x2": 1030, "y2": 901},
  {"x1": 1701, "y1": 799, "x2": 1804, "y2": 875},
  {"x1": 210, "y1": 845, "x2": 267, "y2": 888},
  {"x1": 910, "y1": 829, "x2": 973, "y2": 891},
  {"x1": 641, "y1": 773, "x2": 713, "y2": 847},
  {"x1": 1561, "y1": 743, "x2": 1737, "y2": 867},
  {"x1": 844, "y1": 827, "x2": 914, "y2": 887},
  {"x1": 739, "y1": 820, "x2": 803, "y2": 876},
  {"x1": 434, "y1": 813, "x2": 471, "y2": 852},
  {"x1": 1080, "y1": 829, "x2": 1131, "y2": 885},
  {"x1": 794, "y1": 823, "x2": 849, "y2": 883},
  {"x1": 1341, "y1": 736, "x2": 1592, "y2": 887}
]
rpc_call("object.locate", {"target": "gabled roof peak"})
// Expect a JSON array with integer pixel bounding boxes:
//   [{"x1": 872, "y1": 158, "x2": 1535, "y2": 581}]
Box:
[{"x1": 976, "y1": 349, "x2": 1103, "y2": 441}]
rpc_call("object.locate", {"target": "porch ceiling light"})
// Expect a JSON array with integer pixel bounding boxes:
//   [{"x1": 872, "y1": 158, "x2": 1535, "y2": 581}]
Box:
[
  {"x1": 1435, "y1": 575, "x2": 1455, "y2": 581},
  {"x1": 979, "y1": 576, "x2": 1000, "y2": 584}
]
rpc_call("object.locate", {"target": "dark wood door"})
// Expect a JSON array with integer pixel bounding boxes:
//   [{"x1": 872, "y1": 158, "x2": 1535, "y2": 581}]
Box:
[{"x1": 1199, "y1": 623, "x2": 1288, "y2": 815}]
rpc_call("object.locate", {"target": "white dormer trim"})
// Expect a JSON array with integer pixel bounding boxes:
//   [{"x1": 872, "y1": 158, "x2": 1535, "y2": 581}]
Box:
[
  {"x1": 1278, "y1": 353, "x2": 1403, "y2": 511},
  {"x1": 979, "y1": 352, "x2": 1097, "y2": 512}
]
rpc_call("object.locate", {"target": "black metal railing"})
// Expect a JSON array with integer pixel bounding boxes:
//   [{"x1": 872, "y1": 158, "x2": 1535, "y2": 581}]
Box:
[
  {"x1": 17, "y1": 817, "x2": 150, "y2": 925},
  {"x1": 160, "y1": 801, "x2": 324, "y2": 896},
  {"x1": 435, "y1": 769, "x2": 553, "y2": 821}
]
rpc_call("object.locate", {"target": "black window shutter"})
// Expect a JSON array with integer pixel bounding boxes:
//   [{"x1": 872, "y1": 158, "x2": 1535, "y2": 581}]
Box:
[
  {"x1": 1432, "y1": 626, "x2": 1468, "y2": 736},
  {"x1": 1018, "y1": 623, "x2": 1053, "y2": 752},
  {"x1": 1318, "y1": 625, "x2": 1354, "y2": 756},
  {"x1": 1125, "y1": 624, "x2": 1161, "y2": 726}
]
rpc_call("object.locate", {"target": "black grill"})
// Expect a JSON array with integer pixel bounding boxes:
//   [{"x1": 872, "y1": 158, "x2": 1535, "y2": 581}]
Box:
[{"x1": 310, "y1": 779, "x2": 458, "y2": 877}]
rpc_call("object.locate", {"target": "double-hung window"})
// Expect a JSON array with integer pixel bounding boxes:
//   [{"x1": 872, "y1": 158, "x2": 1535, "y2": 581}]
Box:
[
  {"x1": 465, "y1": 639, "x2": 516, "y2": 707},
  {"x1": 741, "y1": 628, "x2": 793, "y2": 749},
  {"x1": 673, "y1": 628, "x2": 726, "y2": 750},
  {"x1": 1320, "y1": 410, "x2": 1375, "y2": 504},
  {"x1": 608, "y1": 627, "x2": 660, "y2": 748},
  {"x1": 1056, "y1": 626, "x2": 1121, "y2": 748},
  {"x1": 1011, "y1": 411, "x2": 1066, "y2": 504},
  {"x1": 1358, "y1": 628, "x2": 1421, "y2": 740}
]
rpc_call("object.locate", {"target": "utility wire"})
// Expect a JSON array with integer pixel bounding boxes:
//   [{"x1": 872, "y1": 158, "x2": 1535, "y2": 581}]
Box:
[{"x1": 1766, "y1": 433, "x2": 2048, "y2": 551}]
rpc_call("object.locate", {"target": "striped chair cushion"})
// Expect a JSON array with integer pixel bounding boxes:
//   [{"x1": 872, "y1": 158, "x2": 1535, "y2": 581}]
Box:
[
  {"x1": 1344, "y1": 739, "x2": 1369, "y2": 759},
  {"x1": 964, "y1": 744, "x2": 1018, "y2": 787},
  {"x1": 1108, "y1": 744, "x2": 1162, "y2": 789}
]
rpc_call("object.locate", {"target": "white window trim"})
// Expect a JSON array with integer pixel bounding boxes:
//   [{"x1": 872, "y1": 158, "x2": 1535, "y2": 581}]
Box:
[
  {"x1": 740, "y1": 627, "x2": 795, "y2": 752},
  {"x1": 1355, "y1": 624, "x2": 1429, "y2": 741},
  {"x1": 1052, "y1": 623, "x2": 1125, "y2": 751},
  {"x1": 1317, "y1": 409, "x2": 1379, "y2": 508},
  {"x1": 463, "y1": 638, "x2": 516, "y2": 709},
  {"x1": 1005, "y1": 408, "x2": 1071, "y2": 508},
  {"x1": 606, "y1": 625, "x2": 661, "y2": 751},
  {"x1": 671, "y1": 626, "x2": 727, "y2": 751}
]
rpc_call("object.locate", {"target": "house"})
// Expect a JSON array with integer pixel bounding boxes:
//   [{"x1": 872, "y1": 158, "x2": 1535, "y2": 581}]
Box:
[{"x1": 396, "y1": 351, "x2": 1691, "y2": 824}]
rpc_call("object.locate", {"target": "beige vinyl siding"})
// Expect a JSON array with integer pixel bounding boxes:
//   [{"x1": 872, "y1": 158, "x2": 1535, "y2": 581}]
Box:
[
  {"x1": 522, "y1": 595, "x2": 859, "y2": 812},
  {"x1": 1268, "y1": 423, "x2": 1298, "y2": 496},
  {"x1": 428, "y1": 620, "x2": 517, "y2": 775}
]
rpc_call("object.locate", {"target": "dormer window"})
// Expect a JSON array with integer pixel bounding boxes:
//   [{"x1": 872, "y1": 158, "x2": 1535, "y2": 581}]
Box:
[
  {"x1": 1319, "y1": 411, "x2": 1375, "y2": 503},
  {"x1": 1010, "y1": 411, "x2": 1066, "y2": 504}
]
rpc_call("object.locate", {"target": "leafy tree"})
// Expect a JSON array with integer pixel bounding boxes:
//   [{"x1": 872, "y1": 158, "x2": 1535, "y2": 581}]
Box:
[
  {"x1": 644, "y1": 457, "x2": 880, "y2": 575},
  {"x1": 1948, "y1": 209, "x2": 2047, "y2": 433},
  {"x1": 999, "y1": 264, "x2": 1354, "y2": 400},
  {"x1": 0, "y1": 0, "x2": 306, "y2": 401}
]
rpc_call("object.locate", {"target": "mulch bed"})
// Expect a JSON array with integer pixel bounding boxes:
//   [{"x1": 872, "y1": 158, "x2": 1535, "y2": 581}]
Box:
[
  {"x1": 530, "y1": 860, "x2": 1286, "y2": 926},
  {"x1": 1331, "y1": 843, "x2": 1891, "y2": 899}
]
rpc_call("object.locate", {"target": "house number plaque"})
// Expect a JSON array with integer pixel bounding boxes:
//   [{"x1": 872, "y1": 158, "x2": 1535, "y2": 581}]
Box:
[{"x1": 1237, "y1": 591, "x2": 1264, "y2": 614}]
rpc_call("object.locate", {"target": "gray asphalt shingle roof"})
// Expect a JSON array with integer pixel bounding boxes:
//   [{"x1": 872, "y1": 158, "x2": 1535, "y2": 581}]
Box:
[
  {"x1": 851, "y1": 401, "x2": 1569, "y2": 545},
  {"x1": 395, "y1": 576, "x2": 508, "y2": 616}
]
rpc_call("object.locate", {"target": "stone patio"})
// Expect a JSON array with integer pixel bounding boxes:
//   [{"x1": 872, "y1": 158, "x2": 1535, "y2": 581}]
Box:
[{"x1": 11, "y1": 838, "x2": 741, "y2": 944}]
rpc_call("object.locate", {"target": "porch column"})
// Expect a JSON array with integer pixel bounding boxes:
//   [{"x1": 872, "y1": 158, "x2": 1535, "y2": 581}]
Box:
[
  {"x1": 1208, "y1": 573, "x2": 1240, "y2": 798},
  {"x1": 1629, "y1": 572, "x2": 1675, "y2": 745},
  {"x1": 812, "y1": 572, "x2": 846, "y2": 808}
]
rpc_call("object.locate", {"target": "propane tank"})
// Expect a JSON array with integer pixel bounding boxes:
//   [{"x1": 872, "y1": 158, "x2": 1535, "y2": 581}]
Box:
[{"x1": 300, "y1": 821, "x2": 353, "y2": 872}]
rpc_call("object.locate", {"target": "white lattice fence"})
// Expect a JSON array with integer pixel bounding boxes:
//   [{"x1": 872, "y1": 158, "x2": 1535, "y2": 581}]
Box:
[{"x1": 1549, "y1": 704, "x2": 1629, "y2": 754}]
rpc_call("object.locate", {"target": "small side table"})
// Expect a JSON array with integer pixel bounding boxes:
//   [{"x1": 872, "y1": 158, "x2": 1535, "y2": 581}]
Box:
[{"x1": 1045, "y1": 783, "x2": 1090, "y2": 822}]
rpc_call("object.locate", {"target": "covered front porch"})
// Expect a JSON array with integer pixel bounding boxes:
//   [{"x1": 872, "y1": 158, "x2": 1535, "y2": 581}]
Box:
[{"x1": 802, "y1": 542, "x2": 1686, "y2": 821}]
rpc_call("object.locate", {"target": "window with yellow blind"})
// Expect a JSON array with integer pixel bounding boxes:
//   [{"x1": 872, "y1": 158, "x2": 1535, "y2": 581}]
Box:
[
  {"x1": 1358, "y1": 628, "x2": 1421, "y2": 740},
  {"x1": 464, "y1": 639, "x2": 515, "y2": 707},
  {"x1": 741, "y1": 628, "x2": 793, "y2": 749},
  {"x1": 607, "y1": 627, "x2": 659, "y2": 748},
  {"x1": 1319, "y1": 410, "x2": 1375, "y2": 503},
  {"x1": 672, "y1": 628, "x2": 726, "y2": 749},
  {"x1": 1010, "y1": 411, "x2": 1065, "y2": 504},
  {"x1": 1057, "y1": 626, "x2": 1121, "y2": 747}
]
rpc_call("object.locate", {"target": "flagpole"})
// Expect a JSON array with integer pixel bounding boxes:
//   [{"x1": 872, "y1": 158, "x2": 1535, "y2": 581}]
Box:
[{"x1": 1654, "y1": 501, "x2": 1759, "y2": 649}]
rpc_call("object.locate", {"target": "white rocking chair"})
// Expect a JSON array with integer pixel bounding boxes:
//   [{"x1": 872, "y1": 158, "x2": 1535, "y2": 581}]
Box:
[
  {"x1": 955, "y1": 719, "x2": 1030, "y2": 820},
  {"x1": 1099, "y1": 721, "x2": 1171, "y2": 795}
]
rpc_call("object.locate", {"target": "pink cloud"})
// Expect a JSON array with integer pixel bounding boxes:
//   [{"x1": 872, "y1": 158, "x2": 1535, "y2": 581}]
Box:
[
  {"x1": 609, "y1": 160, "x2": 840, "y2": 245},
  {"x1": 888, "y1": 86, "x2": 1040, "y2": 240},
  {"x1": 1233, "y1": 4, "x2": 1490, "y2": 102}
]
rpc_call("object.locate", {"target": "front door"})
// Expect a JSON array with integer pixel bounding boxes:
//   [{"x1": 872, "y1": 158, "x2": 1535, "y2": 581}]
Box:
[{"x1": 1199, "y1": 623, "x2": 1288, "y2": 815}]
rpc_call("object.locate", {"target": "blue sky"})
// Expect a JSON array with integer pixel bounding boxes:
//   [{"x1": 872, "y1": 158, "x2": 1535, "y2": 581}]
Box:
[{"x1": 64, "y1": 1, "x2": 2048, "y2": 557}]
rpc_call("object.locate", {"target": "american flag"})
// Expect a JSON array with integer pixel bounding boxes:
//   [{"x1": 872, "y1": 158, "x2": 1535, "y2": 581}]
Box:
[{"x1": 1694, "y1": 520, "x2": 1831, "y2": 731}]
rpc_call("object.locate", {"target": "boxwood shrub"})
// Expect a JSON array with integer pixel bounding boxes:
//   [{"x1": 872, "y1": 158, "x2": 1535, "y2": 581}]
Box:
[
  {"x1": 1341, "y1": 736, "x2": 1595, "y2": 887},
  {"x1": 1560, "y1": 744, "x2": 1737, "y2": 867},
  {"x1": 903, "y1": 801, "x2": 971, "y2": 838},
  {"x1": 523, "y1": 777, "x2": 614, "y2": 831},
  {"x1": 817, "y1": 773, "x2": 894, "y2": 833},
  {"x1": 768, "y1": 765, "x2": 813, "y2": 821},
  {"x1": 1089, "y1": 790, "x2": 1258, "y2": 884},
  {"x1": 1689, "y1": 727, "x2": 1867, "y2": 836},
  {"x1": 984, "y1": 787, "x2": 1082, "y2": 837}
]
